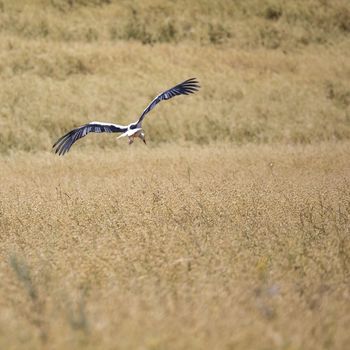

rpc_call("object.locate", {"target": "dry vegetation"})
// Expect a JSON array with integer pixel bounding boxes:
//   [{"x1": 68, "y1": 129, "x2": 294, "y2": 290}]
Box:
[
  {"x1": 0, "y1": 0, "x2": 350, "y2": 349},
  {"x1": 1, "y1": 144, "x2": 350, "y2": 350}
]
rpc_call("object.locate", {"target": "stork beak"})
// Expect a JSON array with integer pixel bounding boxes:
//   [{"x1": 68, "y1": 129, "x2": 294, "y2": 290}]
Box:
[{"x1": 143, "y1": 139, "x2": 147, "y2": 145}]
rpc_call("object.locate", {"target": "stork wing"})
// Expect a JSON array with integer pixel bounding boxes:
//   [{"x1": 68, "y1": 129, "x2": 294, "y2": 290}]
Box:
[
  {"x1": 136, "y1": 78, "x2": 200, "y2": 126},
  {"x1": 52, "y1": 121, "x2": 127, "y2": 156}
]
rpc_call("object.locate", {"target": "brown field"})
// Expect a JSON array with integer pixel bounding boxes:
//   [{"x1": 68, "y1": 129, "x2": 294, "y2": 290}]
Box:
[{"x1": 0, "y1": 1, "x2": 350, "y2": 349}]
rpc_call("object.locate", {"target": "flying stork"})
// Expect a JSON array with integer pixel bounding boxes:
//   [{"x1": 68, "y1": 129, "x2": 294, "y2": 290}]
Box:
[{"x1": 52, "y1": 78, "x2": 200, "y2": 155}]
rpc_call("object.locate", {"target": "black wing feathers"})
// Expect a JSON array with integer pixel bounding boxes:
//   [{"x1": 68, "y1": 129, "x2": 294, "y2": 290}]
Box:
[
  {"x1": 52, "y1": 122, "x2": 126, "y2": 156},
  {"x1": 53, "y1": 78, "x2": 200, "y2": 155},
  {"x1": 137, "y1": 78, "x2": 200, "y2": 125}
]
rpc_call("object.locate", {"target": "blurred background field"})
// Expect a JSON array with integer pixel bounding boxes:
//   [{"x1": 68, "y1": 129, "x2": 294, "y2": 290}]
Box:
[
  {"x1": 0, "y1": 0, "x2": 349, "y2": 152},
  {"x1": 0, "y1": 1, "x2": 350, "y2": 349}
]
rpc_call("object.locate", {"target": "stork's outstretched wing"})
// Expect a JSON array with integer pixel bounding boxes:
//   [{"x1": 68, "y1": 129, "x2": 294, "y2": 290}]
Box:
[
  {"x1": 136, "y1": 78, "x2": 200, "y2": 126},
  {"x1": 53, "y1": 121, "x2": 127, "y2": 156}
]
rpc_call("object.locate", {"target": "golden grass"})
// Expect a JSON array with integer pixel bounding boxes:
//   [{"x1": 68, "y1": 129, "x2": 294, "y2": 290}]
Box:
[
  {"x1": 0, "y1": 1, "x2": 349, "y2": 153},
  {"x1": 1, "y1": 1, "x2": 350, "y2": 349},
  {"x1": 0, "y1": 39, "x2": 349, "y2": 153},
  {"x1": 1, "y1": 142, "x2": 350, "y2": 349},
  {"x1": 1, "y1": 0, "x2": 350, "y2": 47}
]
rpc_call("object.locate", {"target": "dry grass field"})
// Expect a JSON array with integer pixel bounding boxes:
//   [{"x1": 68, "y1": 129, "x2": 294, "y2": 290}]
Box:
[{"x1": 0, "y1": 1, "x2": 350, "y2": 349}]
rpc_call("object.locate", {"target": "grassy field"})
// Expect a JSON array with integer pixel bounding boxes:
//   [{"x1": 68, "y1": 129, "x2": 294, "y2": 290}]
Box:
[{"x1": 0, "y1": 1, "x2": 350, "y2": 349}]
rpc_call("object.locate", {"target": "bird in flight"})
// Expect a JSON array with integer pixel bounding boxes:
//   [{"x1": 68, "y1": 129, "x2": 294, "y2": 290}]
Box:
[{"x1": 52, "y1": 78, "x2": 200, "y2": 155}]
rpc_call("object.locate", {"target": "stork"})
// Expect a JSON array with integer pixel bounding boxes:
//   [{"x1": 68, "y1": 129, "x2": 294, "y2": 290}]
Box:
[{"x1": 52, "y1": 78, "x2": 200, "y2": 155}]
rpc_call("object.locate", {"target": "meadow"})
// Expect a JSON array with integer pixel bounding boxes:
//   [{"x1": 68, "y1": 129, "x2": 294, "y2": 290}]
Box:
[{"x1": 0, "y1": 1, "x2": 350, "y2": 349}]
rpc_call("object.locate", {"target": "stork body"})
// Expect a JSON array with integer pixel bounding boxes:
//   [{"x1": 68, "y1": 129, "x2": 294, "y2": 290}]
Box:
[
  {"x1": 117, "y1": 126, "x2": 145, "y2": 145},
  {"x1": 53, "y1": 78, "x2": 200, "y2": 155}
]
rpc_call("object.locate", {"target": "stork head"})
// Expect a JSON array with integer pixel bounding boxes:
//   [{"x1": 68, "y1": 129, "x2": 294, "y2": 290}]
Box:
[{"x1": 139, "y1": 131, "x2": 146, "y2": 144}]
